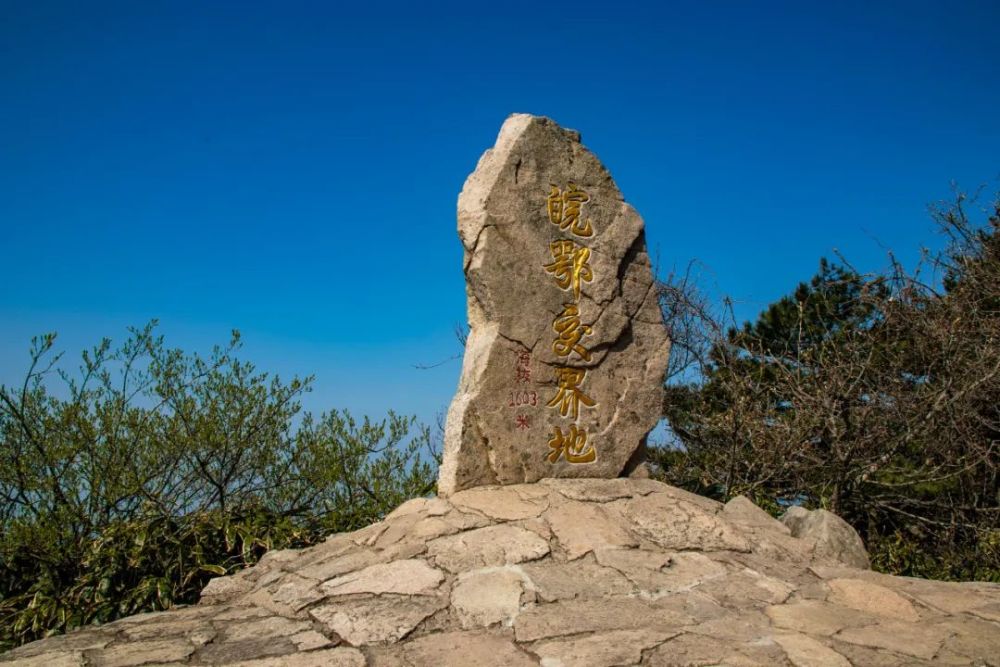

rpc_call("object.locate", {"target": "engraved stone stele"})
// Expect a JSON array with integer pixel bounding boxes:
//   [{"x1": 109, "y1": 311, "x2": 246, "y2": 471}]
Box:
[{"x1": 438, "y1": 113, "x2": 671, "y2": 496}]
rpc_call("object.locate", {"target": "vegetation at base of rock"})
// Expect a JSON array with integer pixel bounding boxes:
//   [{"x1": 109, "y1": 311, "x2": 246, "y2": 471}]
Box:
[
  {"x1": 0, "y1": 327, "x2": 436, "y2": 649},
  {"x1": 652, "y1": 191, "x2": 1000, "y2": 582}
]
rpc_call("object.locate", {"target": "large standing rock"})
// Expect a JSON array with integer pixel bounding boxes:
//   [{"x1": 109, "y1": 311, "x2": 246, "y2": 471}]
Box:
[{"x1": 438, "y1": 114, "x2": 670, "y2": 496}]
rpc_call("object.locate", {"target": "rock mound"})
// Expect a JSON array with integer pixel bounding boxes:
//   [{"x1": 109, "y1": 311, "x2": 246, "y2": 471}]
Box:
[{"x1": 6, "y1": 479, "x2": 1000, "y2": 666}]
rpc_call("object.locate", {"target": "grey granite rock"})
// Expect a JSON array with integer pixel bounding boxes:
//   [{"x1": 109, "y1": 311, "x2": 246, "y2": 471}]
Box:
[
  {"x1": 781, "y1": 505, "x2": 870, "y2": 569},
  {"x1": 439, "y1": 114, "x2": 670, "y2": 495}
]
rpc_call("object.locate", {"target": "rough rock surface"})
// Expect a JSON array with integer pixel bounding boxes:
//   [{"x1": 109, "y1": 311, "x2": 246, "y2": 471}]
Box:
[
  {"x1": 7, "y1": 479, "x2": 1000, "y2": 666},
  {"x1": 439, "y1": 114, "x2": 670, "y2": 495},
  {"x1": 782, "y1": 505, "x2": 871, "y2": 570}
]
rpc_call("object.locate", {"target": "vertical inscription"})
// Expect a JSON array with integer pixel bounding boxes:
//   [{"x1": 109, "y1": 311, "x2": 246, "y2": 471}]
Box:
[
  {"x1": 509, "y1": 350, "x2": 535, "y2": 431},
  {"x1": 544, "y1": 183, "x2": 598, "y2": 464}
]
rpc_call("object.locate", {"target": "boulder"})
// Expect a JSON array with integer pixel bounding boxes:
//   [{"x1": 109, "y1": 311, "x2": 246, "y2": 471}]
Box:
[
  {"x1": 781, "y1": 505, "x2": 870, "y2": 569},
  {"x1": 438, "y1": 114, "x2": 670, "y2": 495}
]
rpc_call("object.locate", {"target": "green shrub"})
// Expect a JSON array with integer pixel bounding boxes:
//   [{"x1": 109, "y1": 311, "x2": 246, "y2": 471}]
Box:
[
  {"x1": 0, "y1": 325, "x2": 437, "y2": 649},
  {"x1": 653, "y1": 194, "x2": 1000, "y2": 582}
]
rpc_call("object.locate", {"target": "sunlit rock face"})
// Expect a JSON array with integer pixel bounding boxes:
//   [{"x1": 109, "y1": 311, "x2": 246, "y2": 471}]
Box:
[
  {"x1": 438, "y1": 114, "x2": 670, "y2": 496},
  {"x1": 10, "y1": 480, "x2": 1000, "y2": 666}
]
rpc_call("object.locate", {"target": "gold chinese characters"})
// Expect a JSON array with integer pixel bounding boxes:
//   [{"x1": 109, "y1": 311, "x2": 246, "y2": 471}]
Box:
[
  {"x1": 547, "y1": 183, "x2": 594, "y2": 237},
  {"x1": 544, "y1": 183, "x2": 598, "y2": 464},
  {"x1": 547, "y1": 424, "x2": 596, "y2": 464},
  {"x1": 552, "y1": 303, "x2": 593, "y2": 361},
  {"x1": 547, "y1": 366, "x2": 596, "y2": 420},
  {"x1": 543, "y1": 240, "x2": 593, "y2": 301}
]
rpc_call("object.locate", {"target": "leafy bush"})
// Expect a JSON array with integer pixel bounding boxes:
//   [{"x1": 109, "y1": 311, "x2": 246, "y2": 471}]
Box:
[
  {"x1": 0, "y1": 326, "x2": 437, "y2": 649},
  {"x1": 653, "y1": 192, "x2": 1000, "y2": 582}
]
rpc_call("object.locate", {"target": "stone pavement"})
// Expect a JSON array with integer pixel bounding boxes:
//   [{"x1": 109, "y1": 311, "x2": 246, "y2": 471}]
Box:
[{"x1": 5, "y1": 479, "x2": 1000, "y2": 666}]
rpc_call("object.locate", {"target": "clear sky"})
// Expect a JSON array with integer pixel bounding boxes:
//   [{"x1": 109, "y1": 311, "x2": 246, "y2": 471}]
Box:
[{"x1": 2, "y1": 1, "x2": 998, "y2": 433}]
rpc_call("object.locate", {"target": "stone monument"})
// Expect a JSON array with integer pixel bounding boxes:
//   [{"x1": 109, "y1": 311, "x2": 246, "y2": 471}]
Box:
[{"x1": 439, "y1": 114, "x2": 670, "y2": 496}]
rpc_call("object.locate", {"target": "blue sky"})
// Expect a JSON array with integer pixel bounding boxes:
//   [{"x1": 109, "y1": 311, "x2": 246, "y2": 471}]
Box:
[{"x1": 2, "y1": 0, "x2": 998, "y2": 434}]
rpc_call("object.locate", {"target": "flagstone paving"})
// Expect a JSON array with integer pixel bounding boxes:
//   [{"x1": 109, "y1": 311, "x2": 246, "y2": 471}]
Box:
[{"x1": 5, "y1": 479, "x2": 1000, "y2": 666}]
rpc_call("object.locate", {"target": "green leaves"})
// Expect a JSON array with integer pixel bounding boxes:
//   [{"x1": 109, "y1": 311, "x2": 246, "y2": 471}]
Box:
[
  {"x1": 0, "y1": 324, "x2": 436, "y2": 649},
  {"x1": 654, "y1": 193, "x2": 1000, "y2": 583}
]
